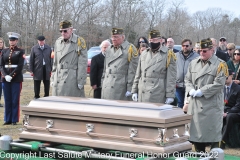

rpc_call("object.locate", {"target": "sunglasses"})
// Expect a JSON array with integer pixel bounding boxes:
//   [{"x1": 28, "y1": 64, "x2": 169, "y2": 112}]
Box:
[
  {"x1": 200, "y1": 49, "x2": 209, "y2": 53},
  {"x1": 182, "y1": 45, "x2": 189, "y2": 47},
  {"x1": 234, "y1": 53, "x2": 240, "y2": 56},
  {"x1": 139, "y1": 41, "x2": 145, "y2": 43},
  {"x1": 227, "y1": 48, "x2": 233, "y2": 51},
  {"x1": 220, "y1": 39, "x2": 226, "y2": 42},
  {"x1": 59, "y1": 30, "x2": 68, "y2": 33}
]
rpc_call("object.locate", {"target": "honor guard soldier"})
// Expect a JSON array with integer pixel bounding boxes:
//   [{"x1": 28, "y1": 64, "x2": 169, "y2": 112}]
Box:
[
  {"x1": 184, "y1": 38, "x2": 228, "y2": 152},
  {"x1": 131, "y1": 29, "x2": 177, "y2": 104},
  {"x1": 51, "y1": 20, "x2": 87, "y2": 97},
  {"x1": 101, "y1": 28, "x2": 138, "y2": 100},
  {"x1": 1, "y1": 32, "x2": 25, "y2": 125}
]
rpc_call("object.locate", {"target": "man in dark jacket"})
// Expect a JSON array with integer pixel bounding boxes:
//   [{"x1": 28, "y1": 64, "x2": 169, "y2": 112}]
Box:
[
  {"x1": 221, "y1": 69, "x2": 240, "y2": 148},
  {"x1": 90, "y1": 40, "x2": 111, "y2": 98},
  {"x1": 29, "y1": 36, "x2": 52, "y2": 99},
  {"x1": 211, "y1": 38, "x2": 228, "y2": 62}
]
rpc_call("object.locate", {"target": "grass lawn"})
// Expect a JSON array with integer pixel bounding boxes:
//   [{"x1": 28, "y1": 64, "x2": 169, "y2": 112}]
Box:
[{"x1": 0, "y1": 77, "x2": 239, "y2": 157}]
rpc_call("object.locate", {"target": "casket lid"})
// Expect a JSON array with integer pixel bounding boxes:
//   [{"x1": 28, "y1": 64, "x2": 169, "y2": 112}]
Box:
[{"x1": 22, "y1": 96, "x2": 191, "y2": 124}]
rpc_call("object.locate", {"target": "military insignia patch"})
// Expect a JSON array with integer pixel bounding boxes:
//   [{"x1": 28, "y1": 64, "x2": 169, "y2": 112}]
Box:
[
  {"x1": 217, "y1": 62, "x2": 229, "y2": 77},
  {"x1": 166, "y1": 50, "x2": 177, "y2": 68},
  {"x1": 128, "y1": 44, "x2": 138, "y2": 62},
  {"x1": 77, "y1": 37, "x2": 86, "y2": 56}
]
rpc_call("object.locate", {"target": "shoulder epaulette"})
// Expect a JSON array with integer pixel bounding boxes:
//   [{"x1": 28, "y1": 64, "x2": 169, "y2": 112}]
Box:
[
  {"x1": 166, "y1": 49, "x2": 177, "y2": 68},
  {"x1": 77, "y1": 37, "x2": 86, "y2": 56},
  {"x1": 217, "y1": 62, "x2": 228, "y2": 77},
  {"x1": 128, "y1": 44, "x2": 138, "y2": 62}
]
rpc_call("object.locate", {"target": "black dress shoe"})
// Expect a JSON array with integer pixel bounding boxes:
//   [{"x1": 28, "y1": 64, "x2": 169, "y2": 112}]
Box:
[
  {"x1": 3, "y1": 122, "x2": 11, "y2": 125},
  {"x1": 12, "y1": 123, "x2": 17, "y2": 125},
  {"x1": 220, "y1": 141, "x2": 226, "y2": 149}
]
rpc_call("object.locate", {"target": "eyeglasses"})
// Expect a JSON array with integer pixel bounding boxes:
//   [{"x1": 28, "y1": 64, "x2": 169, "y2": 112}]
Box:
[
  {"x1": 111, "y1": 36, "x2": 121, "y2": 40},
  {"x1": 59, "y1": 29, "x2": 68, "y2": 33},
  {"x1": 227, "y1": 48, "x2": 233, "y2": 51},
  {"x1": 182, "y1": 45, "x2": 189, "y2": 47},
  {"x1": 234, "y1": 53, "x2": 240, "y2": 56},
  {"x1": 220, "y1": 39, "x2": 226, "y2": 42},
  {"x1": 139, "y1": 41, "x2": 145, "y2": 43},
  {"x1": 200, "y1": 49, "x2": 209, "y2": 53}
]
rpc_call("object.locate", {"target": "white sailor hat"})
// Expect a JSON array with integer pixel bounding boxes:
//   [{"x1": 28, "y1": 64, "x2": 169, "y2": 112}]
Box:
[{"x1": 7, "y1": 32, "x2": 21, "y2": 40}]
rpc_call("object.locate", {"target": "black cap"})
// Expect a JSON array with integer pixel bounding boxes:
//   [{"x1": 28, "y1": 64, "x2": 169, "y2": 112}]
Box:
[
  {"x1": 228, "y1": 69, "x2": 233, "y2": 76},
  {"x1": 220, "y1": 37, "x2": 227, "y2": 41},
  {"x1": 37, "y1": 36, "x2": 45, "y2": 41}
]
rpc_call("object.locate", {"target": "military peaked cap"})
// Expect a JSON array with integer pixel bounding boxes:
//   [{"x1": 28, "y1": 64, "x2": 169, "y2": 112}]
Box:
[
  {"x1": 111, "y1": 28, "x2": 124, "y2": 35},
  {"x1": 59, "y1": 20, "x2": 72, "y2": 29},
  {"x1": 200, "y1": 38, "x2": 213, "y2": 49},
  {"x1": 149, "y1": 30, "x2": 161, "y2": 39},
  {"x1": 7, "y1": 32, "x2": 21, "y2": 40}
]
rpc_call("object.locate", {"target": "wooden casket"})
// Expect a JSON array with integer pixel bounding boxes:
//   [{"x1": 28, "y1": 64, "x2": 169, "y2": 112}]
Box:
[{"x1": 20, "y1": 96, "x2": 192, "y2": 154}]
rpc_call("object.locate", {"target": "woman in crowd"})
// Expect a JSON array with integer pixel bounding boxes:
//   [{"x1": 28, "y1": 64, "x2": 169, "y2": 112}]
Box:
[
  {"x1": 1, "y1": 32, "x2": 24, "y2": 125},
  {"x1": 227, "y1": 48, "x2": 240, "y2": 84},
  {"x1": 0, "y1": 37, "x2": 6, "y2": 107},
  {"x1": 136, "y1": 36, "x2": 149, "y2": 55}
]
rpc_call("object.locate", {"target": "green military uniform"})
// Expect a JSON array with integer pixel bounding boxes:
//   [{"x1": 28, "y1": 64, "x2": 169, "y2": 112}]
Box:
[
  {"x1": 185, "y1": 38, "x2": 228, "y2": 151},
  {"x1": 101, "y1": 28, "x2": 139, "y2": 100},
  {"x1": 51, "y1": 20, "x2": 87, "y2": 97}
]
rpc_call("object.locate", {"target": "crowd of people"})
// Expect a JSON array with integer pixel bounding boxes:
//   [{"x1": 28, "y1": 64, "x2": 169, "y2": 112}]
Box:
[{"x1": 0, "y1": 19, "x2": 239, "y2": 152}]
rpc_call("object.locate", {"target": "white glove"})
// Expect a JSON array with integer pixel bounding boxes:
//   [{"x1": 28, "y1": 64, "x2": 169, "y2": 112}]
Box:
[
  {"x1": 189, "y1": 89, "x2": 196, "y2": 96},
  {"x1": 132, "y1": 93, "x2": 138, "y2": 101},
  {"x1": 50, "y1": 82, "x2": 54, "y2": 87},
  {"x1": 5, "y1": 75, "x2": 12, "y2": 82},
  {"x1": 165, "y1": 98, "x2": 174, "y2": 104},
  {"x1": 193, "y1": 89, "x2": 203, "y2": 97},
  {"x1": 78, "y1": 84, "x2": 83, "y2": 90},
  {"x1": 125, "y1": 91, "x2": 132, "y2": 97}
]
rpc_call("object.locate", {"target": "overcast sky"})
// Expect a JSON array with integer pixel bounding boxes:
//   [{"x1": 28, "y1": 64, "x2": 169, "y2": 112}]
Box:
[{"x1": 181, "y1": 0, "x2": 240, "y2": 17}]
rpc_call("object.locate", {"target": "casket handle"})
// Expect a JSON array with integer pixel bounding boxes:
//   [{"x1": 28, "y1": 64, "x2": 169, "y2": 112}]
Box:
[
  {"x1": 184, "y1": 124, "x2": 190, "y2": 136},
  {"x1": 46, "y1": 120, "x2": 54, "y2": 131},
  {"x1": 23, "y1": 115, "x2": 30, "y2": 126},
  {"x1": 86, "y1": 124, "x2": 94, "y2": 134},
  {"x1": 129, "y1": 128, "x2": 138, "y2": 140},
  {"x1": 173, "y1": 128, "x2": 179, "y2": 138},
  {"x1": 155, "y1": 128, "x2": 169, "y2": 146}
]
